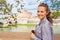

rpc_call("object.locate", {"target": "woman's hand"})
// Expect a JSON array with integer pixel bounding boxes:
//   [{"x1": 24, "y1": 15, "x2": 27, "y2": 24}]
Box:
[{"x1": 30, "y1": 32, "x2": 35, "y2": 39}]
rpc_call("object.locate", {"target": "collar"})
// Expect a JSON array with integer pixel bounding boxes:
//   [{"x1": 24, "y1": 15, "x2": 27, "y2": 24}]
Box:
[{"x1": 39, "y1": 17, "x2": 47, "y2": 25}]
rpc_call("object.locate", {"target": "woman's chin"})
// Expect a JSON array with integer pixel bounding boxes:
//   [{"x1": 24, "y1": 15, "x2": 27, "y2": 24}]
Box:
[{"x1": 38, "y1": 17, "x2": 43, "y2": 20}]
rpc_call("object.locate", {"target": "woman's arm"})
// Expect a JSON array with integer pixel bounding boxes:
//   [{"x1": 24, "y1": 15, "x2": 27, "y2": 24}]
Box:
[
  {"x1": 42, "y1": 23, "x2": 53, "y2": 40},
  {"x1": 32, "y1": 36, "x2": 41, "y2": 40},
  {"x1": 31, "y1": 33, "x2": 41, "y2": 40}
]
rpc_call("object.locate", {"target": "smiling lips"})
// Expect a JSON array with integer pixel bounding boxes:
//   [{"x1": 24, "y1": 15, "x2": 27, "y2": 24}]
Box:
[{"x1": 38, "y1": 14, "x2": 43, "y2": 17}]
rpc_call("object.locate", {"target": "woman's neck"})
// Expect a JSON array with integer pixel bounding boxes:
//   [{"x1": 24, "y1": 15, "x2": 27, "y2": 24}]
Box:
[{"x1": 40, "y1": 17, "x2": 46, "y2": 21}]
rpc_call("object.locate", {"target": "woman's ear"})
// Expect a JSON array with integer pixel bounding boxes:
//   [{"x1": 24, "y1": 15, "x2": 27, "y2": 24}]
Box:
[
  {"x1": 47, "y1": 9, "x2": 50, "y2": 15},
  {"x1": 46, "y1": 12, "x2": 49, "y2": 16}
]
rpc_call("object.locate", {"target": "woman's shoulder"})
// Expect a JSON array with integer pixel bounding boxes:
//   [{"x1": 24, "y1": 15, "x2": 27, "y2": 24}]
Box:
[{"x1": 42, "y1": 18, "x2": 52, "y2": 27}]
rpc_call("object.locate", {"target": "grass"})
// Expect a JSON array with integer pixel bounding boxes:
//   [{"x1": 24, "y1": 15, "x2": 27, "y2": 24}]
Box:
[
  {"x1": 0, "y1": 24, "x2": 60, "y2": 34},
  {"x1": 0, "y1": 24, "x2": 37, "y2": 31},
  {"x1": 17, "y1": 24, "x2": 37, "y2": 27}
]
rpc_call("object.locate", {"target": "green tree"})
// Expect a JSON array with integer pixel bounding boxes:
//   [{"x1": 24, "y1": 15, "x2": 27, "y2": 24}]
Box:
[
  {"x1": 52, "y1": 12, "x2": 58, "y2": 19},
  {"x1": 16, "y1": 0, "x2": 25, "y2": 13},
  {"x1": 0, "y1": 0, "x2": 12, "y2": 14},
  {"x1": 50, "y1": 0, "x2": 60, "y2": 19}
]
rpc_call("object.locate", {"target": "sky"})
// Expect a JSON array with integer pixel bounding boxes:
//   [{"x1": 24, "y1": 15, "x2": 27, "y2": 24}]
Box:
[{"x1": 6, "y1": 0, "x2": 51, "y2": 16}]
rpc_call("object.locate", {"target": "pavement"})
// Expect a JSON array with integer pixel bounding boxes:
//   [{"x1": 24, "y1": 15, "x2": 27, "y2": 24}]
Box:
[{"x1": 0, "y1": 32, "x2": 60, "y2": 40}]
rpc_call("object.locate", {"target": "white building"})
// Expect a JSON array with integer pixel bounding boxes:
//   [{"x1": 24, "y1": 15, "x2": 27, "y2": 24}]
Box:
[{"x1": 17, "y1": 9, "x2": 40, "y2": 24}]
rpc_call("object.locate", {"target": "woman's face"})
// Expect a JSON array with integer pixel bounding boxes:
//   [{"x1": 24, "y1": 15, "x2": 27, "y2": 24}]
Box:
[{"x1": 37, "y1": 6, "x2": 47, "y2": 20}]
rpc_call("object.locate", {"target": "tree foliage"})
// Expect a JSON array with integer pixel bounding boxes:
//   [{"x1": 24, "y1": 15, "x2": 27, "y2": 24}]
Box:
[
  {"x1": 50, "y1": 0, "x2": 60, "y2": 19},
  {"x1": 0, "y1": 0, "x2": 12, "y2": 14}
]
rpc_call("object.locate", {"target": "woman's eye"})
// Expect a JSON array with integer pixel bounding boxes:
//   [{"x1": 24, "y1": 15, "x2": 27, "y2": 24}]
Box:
[
  {"x1": 37, "y1": 11, "x2": 39, "y2": 12},
  {"x1": 41, "y1": 11, "x2": 43, "y2": 13},
  {"x1": 37, "y1": 11, "x2": 44, "y2": 13}
]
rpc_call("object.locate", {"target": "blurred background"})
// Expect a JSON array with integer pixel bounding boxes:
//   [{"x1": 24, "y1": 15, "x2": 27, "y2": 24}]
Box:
[{"x1": 0, "y1": 0, "x2": 60, "y2": 35}]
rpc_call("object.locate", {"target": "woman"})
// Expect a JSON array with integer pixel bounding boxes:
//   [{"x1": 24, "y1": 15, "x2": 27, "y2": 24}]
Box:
[{"x1": 31, "y1": 3, "x2": 54, "y2": 40}]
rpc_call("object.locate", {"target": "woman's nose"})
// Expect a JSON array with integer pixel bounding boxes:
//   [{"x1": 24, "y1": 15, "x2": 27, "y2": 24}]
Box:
[{"x1": 37, "y1": 13, "x2": 41, "y2": 15}]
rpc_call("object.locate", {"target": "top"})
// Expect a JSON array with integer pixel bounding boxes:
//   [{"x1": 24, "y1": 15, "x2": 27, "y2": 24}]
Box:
[{"x1": 32, "y1": 17, "x2": 54, "y2": 40}]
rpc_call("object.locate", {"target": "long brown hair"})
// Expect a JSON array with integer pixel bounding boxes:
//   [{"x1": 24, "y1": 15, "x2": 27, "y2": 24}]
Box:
[{"x1": 38, "y1": 3, "x2": 53, "y2": 24}]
